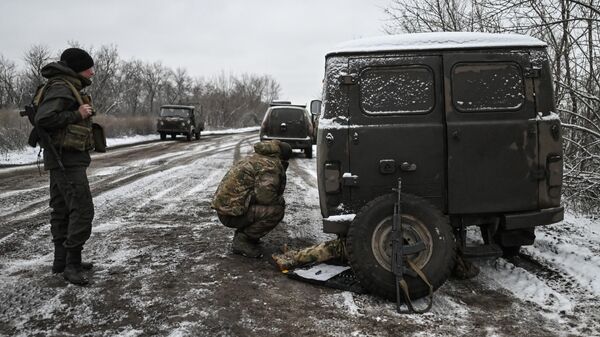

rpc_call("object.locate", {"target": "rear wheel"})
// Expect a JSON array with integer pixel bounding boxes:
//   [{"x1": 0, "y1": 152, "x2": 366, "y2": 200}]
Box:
[
  {"x1": 305, "y1": 146, "x2": 313, "y2": 159},
  {"x1": 195, "y1": 131, "x2": 200, "y2": 140},
  {"x1": 186, "y1": 132, "x2": 192, "y2": 141},
  {"x1": 171, "y1": 133, "x2": 176, "y2": 139},
  {"x1": 347, "y1": 193, "x2": 456, "y2": 300},
  {"x1": 160, "y1": 132, "x2": 166, "y2": 141}
]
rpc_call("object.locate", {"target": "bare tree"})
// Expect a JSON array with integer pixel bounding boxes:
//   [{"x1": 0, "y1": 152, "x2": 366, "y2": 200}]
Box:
[
  {"x1": 22, "y1": 45, "x2": 52, "y2": 92},
  {"x1": 88, "y1": 45, "x2": 120, "y2": 115},
  {"x1": 0, "y1": 55, "x2": 19, "y2": 107},
  {"x1": 141, "y1": 62, "x2": 168, "y2": 116}
]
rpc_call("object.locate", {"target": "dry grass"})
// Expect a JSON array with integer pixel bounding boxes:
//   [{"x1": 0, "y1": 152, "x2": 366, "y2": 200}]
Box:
[
  {"x1": 93, "y1": 115, "x2": 156, "y2": 138},
  {"x1": 0, "y1": 109, "x2": 157, "y2": 154},
  {"x1": 0, "y1": 108, "x2": 32, "y2": 152}
]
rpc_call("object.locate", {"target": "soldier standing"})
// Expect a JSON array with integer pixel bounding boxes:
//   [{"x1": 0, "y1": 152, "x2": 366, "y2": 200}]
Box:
[
  {"x1": 211, "y1": 140, "x2": 292, "y2": 258},
  {"x1": 35, "y1": 48, "x2": 96, "y2": 285}
]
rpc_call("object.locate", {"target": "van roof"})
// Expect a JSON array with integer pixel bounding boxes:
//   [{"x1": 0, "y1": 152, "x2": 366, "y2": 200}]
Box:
[
  {"x1": 327, "y1": 32, "x2": 546, "y2": 56},
  {"x1": 161, "y1": 105, "x2": 194, "y2": 110}
]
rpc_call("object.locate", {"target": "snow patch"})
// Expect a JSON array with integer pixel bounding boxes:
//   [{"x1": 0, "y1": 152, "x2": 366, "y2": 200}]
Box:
[
  {"x1": 324, "y1": 214, "x2": 356, "y2": 222},
  {"x1": 329, "y1": 32, "x2": 546, "y2": 54}
]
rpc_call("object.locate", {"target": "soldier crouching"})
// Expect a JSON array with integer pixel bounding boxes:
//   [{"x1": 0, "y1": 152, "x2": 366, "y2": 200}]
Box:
[{"x1": 211, "y1": 140, "x2": 292, "y2": 258}]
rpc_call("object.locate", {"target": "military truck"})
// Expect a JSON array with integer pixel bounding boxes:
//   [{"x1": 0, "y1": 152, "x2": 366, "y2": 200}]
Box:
[
  {"x1": 316, "y1": 32, "x2": 564, "y2": 301},
  {"x1": 157, "y1": 105, "x2": 204, "y2": 141}
]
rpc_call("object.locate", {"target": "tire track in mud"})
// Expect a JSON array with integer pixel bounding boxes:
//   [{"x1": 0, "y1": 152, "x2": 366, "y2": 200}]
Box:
[
  {"x1": 1, "y1": 132, "x2": 597, "y2": 336},
  {"x1": 0, "y1": 133, "x2": 258, "y2": 256}
]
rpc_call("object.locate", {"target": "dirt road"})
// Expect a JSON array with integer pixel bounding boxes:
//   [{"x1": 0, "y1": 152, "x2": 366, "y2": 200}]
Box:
[{"x1": 0, "y1": 131, "x2": 597, "y2": 336}]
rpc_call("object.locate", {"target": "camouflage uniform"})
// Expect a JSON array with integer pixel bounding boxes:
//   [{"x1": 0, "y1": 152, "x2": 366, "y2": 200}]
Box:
[
  {"x1": 212, "y1": 140, "x2": 287, "y2": 241},
  {"x1": 272, "y1": 239, "x2": 346, "y2": 271},
  {"x1": 36, "y1": 62, "x2": 95, "y2": 254}
]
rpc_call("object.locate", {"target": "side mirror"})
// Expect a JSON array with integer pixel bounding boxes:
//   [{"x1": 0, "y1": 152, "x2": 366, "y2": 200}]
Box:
[{"x1": 310, "y1": 99, "x2": 322, "y2": 116}]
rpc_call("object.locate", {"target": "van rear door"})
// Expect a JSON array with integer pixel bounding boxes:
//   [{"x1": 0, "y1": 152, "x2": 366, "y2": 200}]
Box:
[
  {"x1": 267, "y1": 107, "x2": 309, "y2": 139},
  {"x1": 444, "y1": 52, "x2": 538, "y2": 213},
  {"x1": 346, "y1": 55, "x2": 445, "y2": 209}
]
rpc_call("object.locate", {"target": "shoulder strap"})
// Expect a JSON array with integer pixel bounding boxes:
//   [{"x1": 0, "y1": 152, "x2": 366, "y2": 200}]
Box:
[{"x1": 34, "y1": 78, "x2": 84, "y2": 106}]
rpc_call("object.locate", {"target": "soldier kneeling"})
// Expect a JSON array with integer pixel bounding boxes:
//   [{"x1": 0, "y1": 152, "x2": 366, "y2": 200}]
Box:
[{"x1": 211, "y1": 140, "x2": 292, "y2": 258}]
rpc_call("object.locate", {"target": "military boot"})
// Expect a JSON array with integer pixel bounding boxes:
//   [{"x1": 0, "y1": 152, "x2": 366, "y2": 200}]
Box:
[
  {"x1": 63, "y1": 249, "x2": 89, "y2": 286},
  {"x1": 52, "y1": 243, "x2": 93, "y2": 273},
  {"x1": 232, "y1": 232, "x2": 262, "y2": 258},
  {"x1": 52, "y1": 243, "x2": 67, "y2": 274}
]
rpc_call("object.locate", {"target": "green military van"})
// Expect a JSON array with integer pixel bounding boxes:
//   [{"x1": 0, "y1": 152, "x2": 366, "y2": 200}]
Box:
[{"x1": 316, "y1": 32, "x2": 564, "y2": 300}]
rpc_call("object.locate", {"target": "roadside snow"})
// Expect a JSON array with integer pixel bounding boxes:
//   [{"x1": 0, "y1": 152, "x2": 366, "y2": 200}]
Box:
[{"x1": 0, "y1": 127, "x2": 260, "y2": 166}]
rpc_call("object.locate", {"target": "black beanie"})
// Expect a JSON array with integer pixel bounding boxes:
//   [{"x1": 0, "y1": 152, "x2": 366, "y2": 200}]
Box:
[
  {"x1": 279, "y1": 142, "x2": 292, "y2": 161},
  {"x1": 60, "y1": 48, "x2": 94, "y2": 73}
]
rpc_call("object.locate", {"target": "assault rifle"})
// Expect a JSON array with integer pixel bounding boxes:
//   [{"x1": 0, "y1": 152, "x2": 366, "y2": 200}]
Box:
[
  {"x1": 392, "y1": 178, "x2": 433, "y2": 314},
  {"x1": 20, "y1": 105, "x2": 66, "y2": 171}
]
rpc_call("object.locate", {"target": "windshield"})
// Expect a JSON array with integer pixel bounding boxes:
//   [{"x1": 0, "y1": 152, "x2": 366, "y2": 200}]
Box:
[{"x1": 160, "y1": 108, "x2": 191, "y2": 118}]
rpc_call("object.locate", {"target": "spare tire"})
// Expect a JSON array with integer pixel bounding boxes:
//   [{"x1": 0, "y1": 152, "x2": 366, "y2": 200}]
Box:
[{"x1": 347, "y1": 193, "x2": 456, "y2": 300}]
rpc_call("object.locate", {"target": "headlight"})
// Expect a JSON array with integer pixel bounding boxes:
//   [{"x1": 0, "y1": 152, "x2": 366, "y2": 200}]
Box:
[
  {"x1": 158, "y1": 121, "x2": 163, "y2": 126},
  {"x1": 181, "y1": 122, "x2": 185, "y2": 127}
]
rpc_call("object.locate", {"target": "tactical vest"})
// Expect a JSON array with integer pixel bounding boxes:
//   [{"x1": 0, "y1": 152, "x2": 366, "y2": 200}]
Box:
[{"x1": 34, "y1": 78, "x2": 104, "y2": 152}]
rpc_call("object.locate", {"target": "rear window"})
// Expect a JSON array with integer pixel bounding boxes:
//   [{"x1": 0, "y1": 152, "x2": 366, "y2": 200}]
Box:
[
  {"x1": 452, "y1": 62, "x2": 525, "y2": 112},
  {"x1": 359, "y1": 65, "x2": 434, "y2": 115},
  {"x1": 270, "y1": 108, "x2": 306, "y2": 121}
]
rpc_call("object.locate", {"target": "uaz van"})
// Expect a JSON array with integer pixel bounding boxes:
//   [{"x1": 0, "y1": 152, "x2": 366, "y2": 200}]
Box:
[{"x1": 316, "y1": 32, "x2": 564, "y2": 300}]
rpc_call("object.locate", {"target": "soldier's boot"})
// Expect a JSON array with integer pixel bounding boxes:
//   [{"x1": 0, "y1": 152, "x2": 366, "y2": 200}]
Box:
[
  {"x1": 52, "y1": 243, "x2": 93, "y2": 273},
  {"x1": 452, "y1": 253, "x2": 480, "y2": 279},
  {"x1": 52, "y1": 243, "x2": 67, "y2": 274},
  {"x1": 63, "y1": 249, "x2": 89, "y2": 286},
  {"x1": 232, "y1": 231, "x2": 262, "y2": 258}
]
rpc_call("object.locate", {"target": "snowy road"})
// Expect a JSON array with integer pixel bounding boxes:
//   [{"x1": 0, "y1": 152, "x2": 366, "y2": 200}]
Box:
[{"x1": 0, "y1": 131, "x2": 598, "y2": 336}]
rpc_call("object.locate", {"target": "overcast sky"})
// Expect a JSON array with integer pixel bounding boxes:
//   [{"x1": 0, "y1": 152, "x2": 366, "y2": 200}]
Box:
[{"x1": 0, "y1": 0, "x2": 390, "y2": 104}]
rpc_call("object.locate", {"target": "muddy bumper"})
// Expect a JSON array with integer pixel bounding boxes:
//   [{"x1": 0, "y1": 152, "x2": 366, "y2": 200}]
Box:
[{"x1": 501, "y1": 206, "x2": 564, "y2": 230}]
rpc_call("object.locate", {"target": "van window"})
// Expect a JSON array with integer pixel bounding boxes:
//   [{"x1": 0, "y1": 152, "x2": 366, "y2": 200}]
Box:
[
  {"x1": 359, "y1": 66, "x2": 434, "y2": 115},
  {"x1": 452, "y1": 62, "x2": 524, "y2": 112},
  {"x1": 270, "y1": 108, "x2": 306, "y2": 121}
]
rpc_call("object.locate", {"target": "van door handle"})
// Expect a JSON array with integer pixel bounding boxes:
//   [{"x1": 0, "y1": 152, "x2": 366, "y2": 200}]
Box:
[
  {"x1": 352, "y1": 132, "x2": 359, "y2": 144},
  {"x1": 400, "y1": 162, "x2": 417, "y2": 171},
  {"x1": 452, "y1": 130, "x2": 460, "y2": 140}
]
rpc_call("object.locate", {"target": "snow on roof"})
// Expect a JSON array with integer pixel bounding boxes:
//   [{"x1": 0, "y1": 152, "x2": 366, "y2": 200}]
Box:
[{"x1": 328, "y1": 32, "x2": 546, "y2": 55}]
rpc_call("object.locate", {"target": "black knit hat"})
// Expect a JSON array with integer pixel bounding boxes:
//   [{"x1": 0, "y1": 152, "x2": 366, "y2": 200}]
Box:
[
  {"x1": 60, "y1": 48, "x2": 94, "y2": 73},
  {"x1": 279, "y1": 142, "x2": 292, "y2": 161}
]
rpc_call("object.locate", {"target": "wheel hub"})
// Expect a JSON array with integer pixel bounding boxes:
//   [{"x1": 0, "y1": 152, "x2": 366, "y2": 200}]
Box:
[{"x1": 371, "y1": 215, "x2": 433, "y2": 273}]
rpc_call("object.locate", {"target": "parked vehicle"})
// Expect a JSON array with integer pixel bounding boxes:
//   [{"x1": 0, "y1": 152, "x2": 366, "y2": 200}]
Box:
[
  {"x1": 259, "y1": 102, "x2": 315, "y2": 158},
  {"x1": 316, "y1": 32, "x2": 564, "y2": 300},
  {"x1": 156, "y1": 105, "x2": 204, "y2": 141}
]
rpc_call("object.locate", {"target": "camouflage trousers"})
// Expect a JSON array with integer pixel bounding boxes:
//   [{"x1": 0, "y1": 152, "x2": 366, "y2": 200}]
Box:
[
  {"x1": 49, "y1": 167, "x2": 94, "y2": 250},
  {"x1": 217, "y1": 204, "x2": 284, "y2": 240},
  {"x1": 272, "y1": 239, "x2": 346, "y2": 271}
]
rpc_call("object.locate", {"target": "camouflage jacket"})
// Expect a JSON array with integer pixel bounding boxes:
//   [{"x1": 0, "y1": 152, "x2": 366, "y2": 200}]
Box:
[
  {"x1": 211, "y1": 141, "x2": 286, "y2": 216},
  {"x1": 35, "y1": 62, "x2": 92, "y2": 170}
]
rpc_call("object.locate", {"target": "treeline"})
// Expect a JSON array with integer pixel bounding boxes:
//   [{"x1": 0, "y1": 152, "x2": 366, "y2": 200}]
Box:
[
  {"x1": 384, "y1": 0, "x2": 600, "y2": 213},
  {"x1": 0, "y1": 44, "x2": 281, "y2": 129}
]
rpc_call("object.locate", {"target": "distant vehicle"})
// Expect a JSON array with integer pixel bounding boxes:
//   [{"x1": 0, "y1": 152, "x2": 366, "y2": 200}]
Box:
[
  {"x1": 156, "y1": 105, "x2": 204, "y2": 141},
  {"x1": 317, "y1": 32, "x2": 564, "y2": 301},
  {"x1": 259, "y1": 102, "x2": 316, "y2": 158}
]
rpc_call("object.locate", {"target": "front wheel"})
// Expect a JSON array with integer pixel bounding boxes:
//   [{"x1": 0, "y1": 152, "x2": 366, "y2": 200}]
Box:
[
  {"x1": 195, "y1": 131, "x2": 200, "y2": 140},
  {"x1": 160, "y1": 132, "x2": 166, "y2": 141},
  {"x1": 347, "y1": 193, "x2": 456, "y2": 301}
]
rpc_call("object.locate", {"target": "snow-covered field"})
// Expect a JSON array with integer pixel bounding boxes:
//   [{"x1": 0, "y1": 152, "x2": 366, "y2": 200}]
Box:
[
  {"x1": 0, "y1": 127, "x2": 259, "y2": 166},
  {"x1": 0, "y1": 130, "x2": 598, "y2": 336}
]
